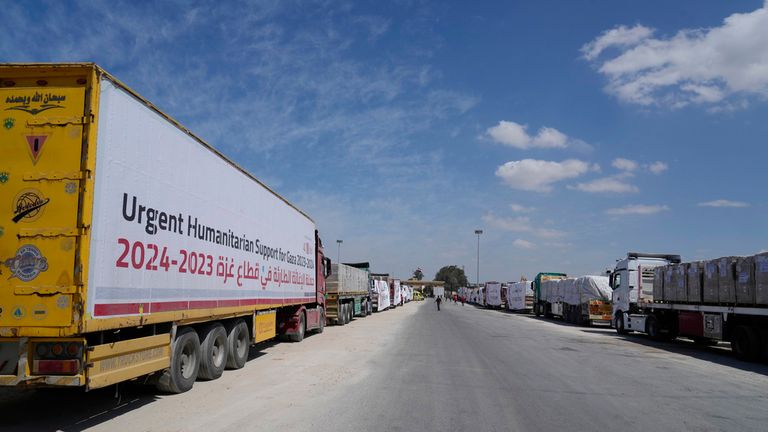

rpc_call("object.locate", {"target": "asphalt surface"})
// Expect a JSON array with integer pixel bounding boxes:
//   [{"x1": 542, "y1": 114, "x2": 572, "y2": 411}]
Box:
[{"x1": 2, "y1": 299, "x2": 768, "y2": 431}]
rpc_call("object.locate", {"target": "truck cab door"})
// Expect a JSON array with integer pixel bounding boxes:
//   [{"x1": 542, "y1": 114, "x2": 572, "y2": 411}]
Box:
[{"x1": 611, "y1": 269, "x2": 629, "y2": 316}]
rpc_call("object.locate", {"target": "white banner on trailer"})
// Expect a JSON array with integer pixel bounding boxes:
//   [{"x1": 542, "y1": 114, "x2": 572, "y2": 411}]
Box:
[
  {"x1": 87, "y1": 79, "x2": 317, "y2": 318},
  {"x1": 485, "y1": 282, "x2": 502, "y2": 306},
  {"x1": 376, "y1": 280, "x2": 391, "y2": 310}
]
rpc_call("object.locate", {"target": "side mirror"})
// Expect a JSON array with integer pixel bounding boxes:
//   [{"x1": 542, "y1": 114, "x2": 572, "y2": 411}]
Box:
[{"x1": 324, "y1": 257, "x2": 332, "y2": 279}]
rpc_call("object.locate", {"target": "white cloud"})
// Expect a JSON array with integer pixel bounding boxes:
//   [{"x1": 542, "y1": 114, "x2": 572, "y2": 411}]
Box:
[
  {"x1": 509, "y1": 203, "x2": 535, "y2": 213},
  {"x1": 573, "y1": 176, "x2": 639, "y2": 193},
  {"x1": 513, "y1": 239, "x2": 535, "y2": 249},
  {"x1": 612, "y1": 157, "x2": 638, "y2": 171},
  {"x1": 648, "y1": 161, "x2": 668, "y2": 174},
  {"x1": 495, "y1": 159, "x2": 592, "y2": 192},
  {"x1": 698, "y1": 199, "x2": 750, "y2": 208},
  {"x1": 486, "y1": 121, "x2": 569, "y2": 149},
  {"x1": 482, "y1": 213, "x2": 566, "y2": 239},
  {"x1": 606, "y1": 204, "x2": 669, "y2": 215},
  {"x1": 581, "y1": 25, "x2": 655, "y2": 61},
  {"x1": 582, "y1": 3, "x2": 768, "y2": 108}
]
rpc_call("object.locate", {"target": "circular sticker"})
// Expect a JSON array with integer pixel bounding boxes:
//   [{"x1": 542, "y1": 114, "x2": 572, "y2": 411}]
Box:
[
  {"x1": 12, "y1": 189, "x2": 50, "y2": 223},
  {"x1": 4, "y1": 244, "x2": 48, "y2": 282}
]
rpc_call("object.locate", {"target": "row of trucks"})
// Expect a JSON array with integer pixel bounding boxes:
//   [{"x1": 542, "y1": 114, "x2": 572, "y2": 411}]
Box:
[
  {"x1": 0, "y1": 63, "x2": 411, "y2": 395},
  {"x1": 476, "y1": 251, "x2": 768, "y2": 362},
  {"x1": 458, "y1": 282, "x2": 534, "y2": 311}
]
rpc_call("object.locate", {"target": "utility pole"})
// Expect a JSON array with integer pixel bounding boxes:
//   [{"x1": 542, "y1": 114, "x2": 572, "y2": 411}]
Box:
[
  {"x1": 474, "y1": 229, "x2": 483, "y2": 287},
  {"x1": 336, "y1": 239, "x2": 343, "y2": 264}
]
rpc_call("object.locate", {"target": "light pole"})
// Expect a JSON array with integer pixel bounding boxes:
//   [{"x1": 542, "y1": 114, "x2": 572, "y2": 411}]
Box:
[
  {"x1": 474, "y1": 229, "x2": 483, "y2": 287},
  {"x1": 336, "y1": 239, "x2": 343, "y2": 264}
]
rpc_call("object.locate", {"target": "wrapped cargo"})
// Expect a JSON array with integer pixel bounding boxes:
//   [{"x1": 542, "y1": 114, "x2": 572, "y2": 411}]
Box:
[
  {"x1": 675, "y1": 264, "x2": 687, "y2": 302},
  {"x1": 735, "y1": 256, "x2": 755, "y2": 305},
  {"x1": 653, "y1": 266, "x2": 665, "y2": 301},
  {"x1": 703, "y1": 260, "x2": 719, "y2": 303},
  {"x1": 562, "y1": 278, "x2": 578, "y2": 305},
  {"x1": 717, "y1": 257, "x2": 738, "y2": 303},
  {"x1": 575, "y1": 276, "x2": 611, "y2": 302},
  {"x1": 664, "y1": 264, "x2": 677, "y2": 302},
  {"x1": 687, "y1": 262, "x2": 703, "y2": 303},
  {"x1": 506, "y1": 281, "x2": 532, "y2": 310},
  {"x1": 756, "y1": 253, "x2": 768, "y2": 305}
]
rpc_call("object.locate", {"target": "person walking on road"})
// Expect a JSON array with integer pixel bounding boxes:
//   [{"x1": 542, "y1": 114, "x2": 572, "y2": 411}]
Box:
[
  {"x1": 461, "y1": 296, "x2": 465, "y2": 306},
  {"x1": 436, "y1": 296, "x2": 442, "y2": 311}
]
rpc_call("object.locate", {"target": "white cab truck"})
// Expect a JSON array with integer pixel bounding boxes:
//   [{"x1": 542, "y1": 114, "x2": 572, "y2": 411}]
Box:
[
  {"x1": 433, "y1": 286, "x2": 445, "y2": 299},
  {"x1": 611, "y1": 251, "x2": 768, "y2": 361}
]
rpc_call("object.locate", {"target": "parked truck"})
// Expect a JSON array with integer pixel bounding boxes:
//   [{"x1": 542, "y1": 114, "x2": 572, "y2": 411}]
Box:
[
  {"x1": 505, "y1": 281, "x2": 533, "y2": 312},
  {"x1": 391, "y1": 279, "x2": 402, "y2": 307},
  {"x1": 372, "y1": 275, "x2": 391, "y2": 312},
  {"x1": 533, "y1": 272, "x2": 567, "y2": 317},
  {"x1": 484, "y1": 282, "x2": 502, "y2": 308},
  {"x1": 433, "y1": 286, "x2": 445, "y2": 299},
  {"x1": 345, "y1": 262, "x2": 375, "y2": 315},
  {"x1": 326, "y1": 263, "x2": 371, "y2": 325},
  {"x1": 611, "y1": 251, "x2": 768, "y2": 361},
  {"x1": 0, "y1": 63, "x2": 331, "y2": 393},
  {"x1": 538, "y1": 276, "x2": 612, "y2": 325}
]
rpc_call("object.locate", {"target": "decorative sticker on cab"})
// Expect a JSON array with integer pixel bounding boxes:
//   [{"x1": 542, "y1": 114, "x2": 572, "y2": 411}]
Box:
[
  {"x1": 12, "y1": 189, "x2": 49, "y2": 223},
  {"x1": 3, "y1": 117, "x2": 14, "y2": 129},
  {"x1": 3, "y1": 244, "x2": 49, "y2": 282},
  {"x1": 5, "y1": 92, "x2": 66, "y2": 115},
  {"x1": 25, "y1": 135, "x2": 48, "y2": 164}
]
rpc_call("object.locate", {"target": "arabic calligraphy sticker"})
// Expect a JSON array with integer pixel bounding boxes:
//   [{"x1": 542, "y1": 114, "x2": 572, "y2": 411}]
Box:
[{"x1": 12, "y1": 188, "x2": 50, "y2": 223}]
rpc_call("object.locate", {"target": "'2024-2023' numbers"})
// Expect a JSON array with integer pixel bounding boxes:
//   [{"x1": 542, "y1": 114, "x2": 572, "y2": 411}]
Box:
[{"x1": 115, "y1": 238, "x2": 213, "y2": 275}]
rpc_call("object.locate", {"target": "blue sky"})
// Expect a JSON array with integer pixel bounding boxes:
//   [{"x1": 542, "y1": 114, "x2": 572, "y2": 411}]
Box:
[{"x1": 4, "y1": 0, "x2": 767, "y2": 282}]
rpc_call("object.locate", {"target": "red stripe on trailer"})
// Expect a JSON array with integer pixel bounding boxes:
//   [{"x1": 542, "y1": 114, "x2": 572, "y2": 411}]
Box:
[
  {"x1": 93, "y1": 303, "x2": 146, "y2": 316},
  {"x1": 93, "y1": 297, "x2": 317, "y2": 316}
]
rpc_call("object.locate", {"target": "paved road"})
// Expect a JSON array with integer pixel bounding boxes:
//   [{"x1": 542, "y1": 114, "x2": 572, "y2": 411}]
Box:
[{"x1": 2, "y1": 300, "x2": 768, "y2": 431}]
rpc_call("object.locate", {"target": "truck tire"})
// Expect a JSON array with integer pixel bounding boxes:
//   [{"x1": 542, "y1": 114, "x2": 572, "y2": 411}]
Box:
[
  {"x1": 732, "y1": 325, "x2": 760, "y2": 361},
  {"x1": 316, "y1": 308, "x2": 325, "y2": 333},
  {"x1": 225, "y1": 320, "x2": 250, "y2": 370},
  {"x1": 534, "y1": 303, "x2": 541, "y2": 317},
  {"x1": 198, "y1": 323, "x2": 228, "y2": 381},
  {"x1": 290, "y1": 312, "x2": 305, "y2": 342},
  {"x1": 348, "y1": 303, "x2": 354, "y2": 323},
  {"x1": 645, "y1": 315, "x2": 660, "y2": 340},
  {"x1": 337, "y1": 303, "x2": 346, "y2": 326},
  {"x1": 156, "y1": 327, "x2": 201, "y2": 394},
  {"x1": 614, "y1": 312, "x2": 628, "y2": 335}
]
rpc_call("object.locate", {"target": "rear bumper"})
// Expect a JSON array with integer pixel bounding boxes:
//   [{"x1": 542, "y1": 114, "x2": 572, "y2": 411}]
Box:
[{"x1": 0, "y1": 338, "x2": 85, "y2": 387}]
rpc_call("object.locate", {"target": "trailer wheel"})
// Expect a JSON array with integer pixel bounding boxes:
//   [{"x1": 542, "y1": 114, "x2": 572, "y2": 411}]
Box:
[
  {"x1": 534, "y1": 303, "x2": 541, "y2": 317},
  {"x1": 290, "y1": 312, "x2": 306, "y2": 342},
  {"x1": 156, "y1": 327, "x2": 201, "y2": 393},
  {"x1": 732, "y1": 325, "x2": 760, "y2": 361},
  {"x1": 348, "y1": 303, "x2": 354, "y2": 323},
  {"x1": 614, "y1": 312, "x2": 628, "y2": 335},
  {"x1": 225, "y1": 320, "x2": 250, "y2": 370},
  {"x1": 198, "y1": 323, "x2": 228, "y2": 381}
]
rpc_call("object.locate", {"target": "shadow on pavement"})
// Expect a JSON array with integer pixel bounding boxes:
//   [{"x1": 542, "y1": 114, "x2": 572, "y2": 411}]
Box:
[
  {"x1": 0, "y1": 343, "x2": 276, "y2": 432},
  {"x1": 581, "y1": 329, "x2": 768, "y2": 376}
]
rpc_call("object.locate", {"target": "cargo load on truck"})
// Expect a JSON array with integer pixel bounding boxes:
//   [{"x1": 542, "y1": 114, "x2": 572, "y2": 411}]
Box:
[
  {"x1": 0, "y1": 64, "x2": 330, "y2": 393},
  {"x1": 612, "y1": 251, "x2": 768, "y2": 362},
  {"x1": 537, "y1": 275, "x2": 611, "y2": 325},
  {"x1": 326, "y1": 263, "x2": 371, "y2": 325}
]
